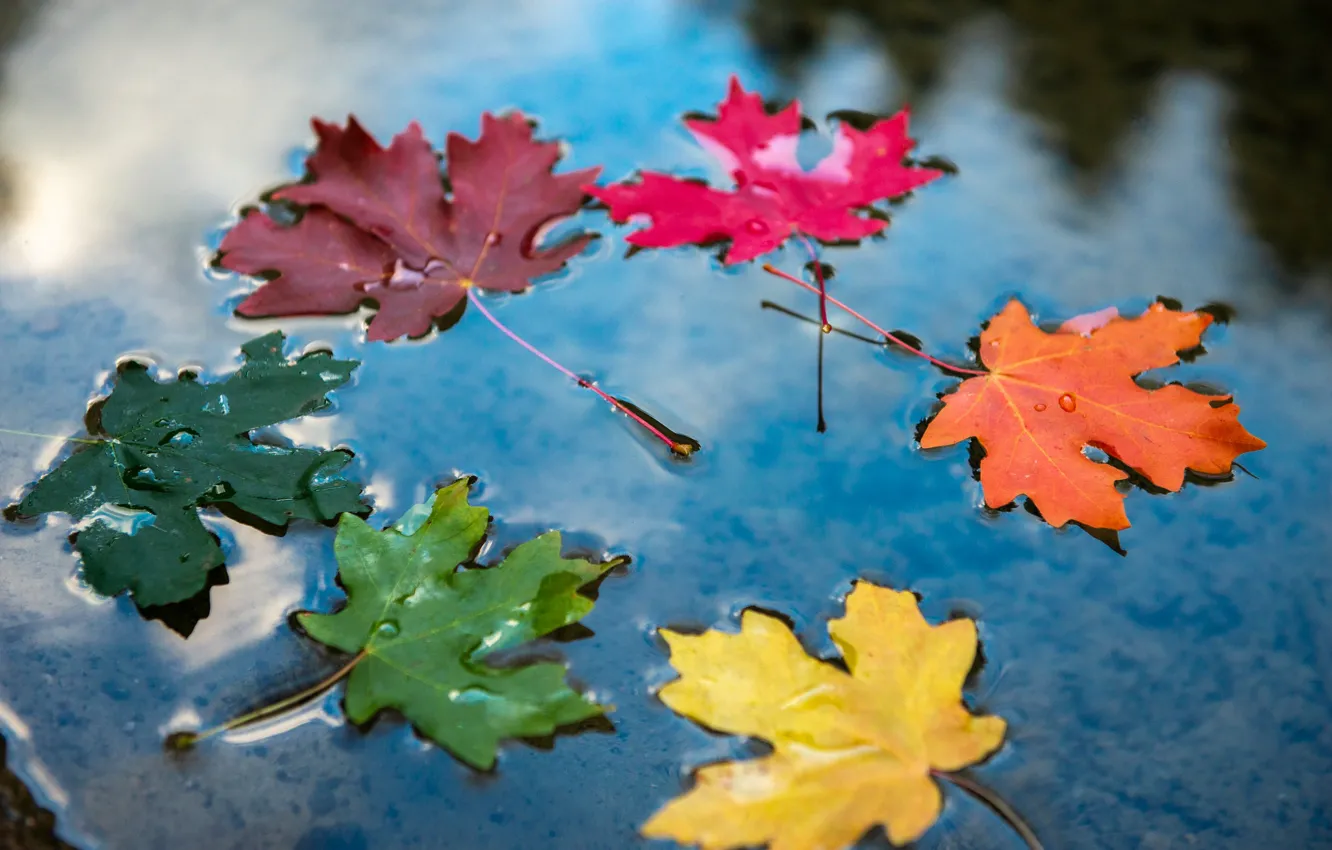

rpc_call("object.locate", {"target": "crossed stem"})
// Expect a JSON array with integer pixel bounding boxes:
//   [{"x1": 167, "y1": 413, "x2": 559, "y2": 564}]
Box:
[
  {"x1": 762, "y1": 263, "x2": 987, "y2": 377},
  {"x1": 795, "y1": 233, "x2": 832, "y2": 332}
]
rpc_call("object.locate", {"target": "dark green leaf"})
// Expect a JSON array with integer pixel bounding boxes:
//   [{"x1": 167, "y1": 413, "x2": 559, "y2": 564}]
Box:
[
  {"x1": 297, "y1": 481, "x2": 616, "y2": 769},
  {"x1": 15, "y1": 332, "x2": 365, "y2": 609}
]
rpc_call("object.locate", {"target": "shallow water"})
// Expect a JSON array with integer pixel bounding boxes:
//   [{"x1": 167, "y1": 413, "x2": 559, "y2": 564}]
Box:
[{"x1": 0, "y1": 1, "x2": 1329, "y2": 848}]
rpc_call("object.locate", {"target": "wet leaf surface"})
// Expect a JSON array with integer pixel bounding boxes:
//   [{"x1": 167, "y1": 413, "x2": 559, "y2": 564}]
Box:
[
  {"x1": 588, "y1": 76, "x2": 941, "y2": 263},
  {"x1": 219, "y1": 115, "x2": 600, "y2": 341},
  {"x1": 12, "y1": 332, "x2": 364, "y2": 609},
  {"x1": 919, "y1": 301, "x2": 1266, "y2": 530},
  {"x1": 646, "y1": 582, "x2": 1004, "y2": 849},
  {"x1": 296, "y1": 481, "x2": 618, "y2": 769}
]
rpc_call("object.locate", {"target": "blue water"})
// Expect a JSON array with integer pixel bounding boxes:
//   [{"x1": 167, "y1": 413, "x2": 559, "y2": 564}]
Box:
[{"x1": 0, "y1": 1, "x2": 1329, "y2": 848}]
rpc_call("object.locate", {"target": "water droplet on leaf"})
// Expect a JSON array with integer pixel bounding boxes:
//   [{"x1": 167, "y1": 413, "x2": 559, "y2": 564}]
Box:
[
  {"x1": 744, "y1": 219, "x2": 769, "y2": 235},
  {"x1": 160, "y1": 428, "x2": 198, "y2": 447},
  {"x1": 1058, "y1": 393, "x2": 1077, "y2": 412},
  {"x1": 373, "y1": 620, "x2": 400, "y2": 639},
  {"x1": 207, "y1": 481, "x2": 236, "y2": 500},
  {"x1": 447, "y1": 686, "x2": 499, "y2": 705},
  {"x1": 1033, "y1": 403, "x2": 1047, "y2": 412},
  {"x1": 484, "y1": 231, "x2": 502, "y2": 247},
  {"x1": 124, "y1": 466, "x2": 164, "y2": 490}
]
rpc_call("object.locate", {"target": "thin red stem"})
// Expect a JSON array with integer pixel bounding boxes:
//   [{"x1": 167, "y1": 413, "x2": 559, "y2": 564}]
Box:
[
  {"x1": 761, "y1": 264, "x2": 987, "y2": 376},
  {"x1": 795, "y1": 233, "x2": 830, "y2": 331},
  {"x1": 465, "y1": 288, "x2": 690, "y2": 455}
]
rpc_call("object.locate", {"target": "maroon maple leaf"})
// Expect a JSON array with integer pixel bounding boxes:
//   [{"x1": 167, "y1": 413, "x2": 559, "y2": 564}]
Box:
[
  {"x1": 218, "y1": 114, "x2": 601, "y2": 341},
  {"x1": 584, "y1": 76, "x2": 942, "y2": 264}
]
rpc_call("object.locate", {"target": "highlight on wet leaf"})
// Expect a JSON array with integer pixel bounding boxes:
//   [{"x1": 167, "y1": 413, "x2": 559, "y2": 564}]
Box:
[
  {"x1": 645, "y1": 581, "x2": 1019, "y2": 850},
  {"x1": 919, "y1": 299, "x2": 1267, "y2": 531},
  {"x1": 168, "y1": 480, "x2": 623, "y2": 769},
  {"x1": 216, "y1": 113, "x2": 694, "y2": 456},
  {"x1": 6, "y1": 332, "x2": 364, "y2": 614}
]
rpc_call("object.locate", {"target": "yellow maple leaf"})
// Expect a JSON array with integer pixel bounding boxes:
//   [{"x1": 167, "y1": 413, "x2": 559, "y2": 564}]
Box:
[{"x1": 643, "y1": 582, "x2": 1006, "y2": 850}]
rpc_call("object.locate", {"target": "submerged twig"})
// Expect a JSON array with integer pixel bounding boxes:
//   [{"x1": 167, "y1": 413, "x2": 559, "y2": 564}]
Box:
[
  {"x1": 760, "y1": 300, "x2": 892, "y2": 346},
  {"x1": 762, "y1": 264, "x2": 987, "y2": 377}
]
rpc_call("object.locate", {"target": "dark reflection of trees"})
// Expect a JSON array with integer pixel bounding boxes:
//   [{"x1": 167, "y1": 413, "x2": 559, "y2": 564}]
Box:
[
  {"x1": 0, "y1": 1, "x2": 39, "y2": 52},
  {"x1": 744, "y1": 0, "x2": 1332, "y2": 274},
  {"x1": 0, "y1": 737, "x2": 71, "y2": 850},
  {"x1": 0, "y1": 0, "x2": 43, "y2": 223}
]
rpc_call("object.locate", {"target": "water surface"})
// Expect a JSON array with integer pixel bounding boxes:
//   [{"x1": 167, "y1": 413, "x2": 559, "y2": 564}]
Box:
[{"x1": 0, "y1": 1, "x2": 1329, "y2": 848}]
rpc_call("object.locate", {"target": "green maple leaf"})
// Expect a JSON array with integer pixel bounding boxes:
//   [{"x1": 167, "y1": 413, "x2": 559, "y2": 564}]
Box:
[
  {"x1": 14, "y1": 332, "x2": 365, "y2": 608},
  {"x1": 296, "y1": 480, "x2": 617, "y2": 769}
]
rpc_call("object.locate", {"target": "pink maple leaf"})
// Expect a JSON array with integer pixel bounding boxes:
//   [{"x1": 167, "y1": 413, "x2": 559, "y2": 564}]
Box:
[{"x1": 584, "y1": 76, "x2": 943, "y2": 264}]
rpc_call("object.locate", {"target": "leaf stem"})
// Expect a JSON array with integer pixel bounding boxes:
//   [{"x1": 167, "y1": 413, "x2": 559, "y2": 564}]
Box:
[
  {"x1": 935, "y1": 770, "x2": 1044, "y2": 850},
  {"x1": 761, "y1": 264, "x2": 987, "y2": 377},
  {"x1": 166, "y1": 650, "x2": 367, "y2": 750},
  {"x1": 794, "y1": 233, "x2": 830, "y2": 332},
  {"x1": 815, "y1": 330, "x2": 827, "y2": 433},
  {"x1": 464, "y1": 288, "x2": 693, "y2": 456},
  {"x1": 0, "y1": 427, "x2": 103, "y2": 445}
]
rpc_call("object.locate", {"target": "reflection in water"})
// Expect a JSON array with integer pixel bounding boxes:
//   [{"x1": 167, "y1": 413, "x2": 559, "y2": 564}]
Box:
[
  {"x1": 0, "y1": 0, "x2": 41, "y2": 224},
  {"x1": 0, "y1": 1, "x2": 1328, "y2": 849},
  {"x1": 0, "y1": 0, "x2": 600, "y2": 347},
  {"x1": 0, "y1": 738, "x2": 70, "y2": 850},
  {"x1": 743, "y1": 0, "x2": 1332, "y2": 275}
]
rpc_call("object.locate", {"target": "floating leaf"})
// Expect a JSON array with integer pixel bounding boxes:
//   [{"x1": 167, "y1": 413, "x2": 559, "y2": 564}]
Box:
[
  {"x1": 294, "y1": 481, "x2": 618, "y2": 769},
  {"x1": 218, "y1": 114, "x2": 601, "y2": 341},
  {"x1": 646, "y1": 582, "x2": 1005, "y2": 849},
  {"x1": 919, "y1": 300, "x2": 1266, "y2": 530},
  {"x1": 12, "y1": 332, "x2": 364, "y2": 609},
  {"x1": 587, "y1": 76, "x2": 941, "y2": 263},
  {"x1": 215, "y1": 115, "x2": 696, "y2": 453}
]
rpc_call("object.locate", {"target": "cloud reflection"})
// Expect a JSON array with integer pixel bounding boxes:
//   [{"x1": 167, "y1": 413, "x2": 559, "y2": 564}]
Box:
[{"x1": 0, "y1": 0, "x2": 598, "y2": 336}]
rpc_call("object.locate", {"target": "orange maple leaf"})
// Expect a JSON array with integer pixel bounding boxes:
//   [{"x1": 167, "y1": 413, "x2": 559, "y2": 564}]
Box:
[{"x1": 919, "y1": 300, "x2": 1266, "y2": 530}]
